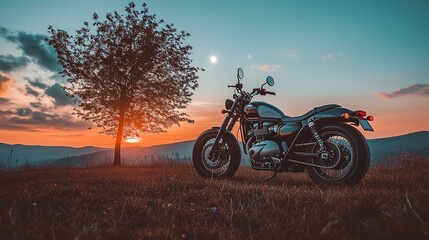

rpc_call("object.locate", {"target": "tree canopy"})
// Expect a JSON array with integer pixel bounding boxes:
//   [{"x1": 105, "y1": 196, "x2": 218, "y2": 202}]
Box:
[{"x1": 48, "y1": 2, "x2": 201, "y2": 166}]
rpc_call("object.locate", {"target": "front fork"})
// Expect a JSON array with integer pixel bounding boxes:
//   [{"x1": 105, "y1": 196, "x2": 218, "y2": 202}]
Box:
[{"x1": 208, "y1": 114, "x2": 239, "y2": 160}]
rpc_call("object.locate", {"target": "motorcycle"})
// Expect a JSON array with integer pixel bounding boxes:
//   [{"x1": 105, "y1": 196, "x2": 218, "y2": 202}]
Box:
[{"x1": 192, "y1": 68, "x2": 373, "y2": 184}]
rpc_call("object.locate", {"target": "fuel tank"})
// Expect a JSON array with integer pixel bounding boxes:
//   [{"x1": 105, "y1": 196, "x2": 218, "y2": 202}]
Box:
[{"x1": 244, "y1": 101, "x2": 286, "y2": 119}]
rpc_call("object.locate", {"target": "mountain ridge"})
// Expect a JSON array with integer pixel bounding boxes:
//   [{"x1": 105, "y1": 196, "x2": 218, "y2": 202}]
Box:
[{"x1": 1, "y1": 131, "x2": 428, "y2": 168}]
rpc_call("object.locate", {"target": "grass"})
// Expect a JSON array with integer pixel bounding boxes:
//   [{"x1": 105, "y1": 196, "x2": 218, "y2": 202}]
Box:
[{"x1": 1, "y1": 160, "x2": 428, "y2": 240}]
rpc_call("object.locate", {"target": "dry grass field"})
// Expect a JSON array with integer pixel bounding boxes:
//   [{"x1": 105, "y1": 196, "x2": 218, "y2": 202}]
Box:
[{"x1": 1, "y1": 159, "x2": 428, "y2": 240}]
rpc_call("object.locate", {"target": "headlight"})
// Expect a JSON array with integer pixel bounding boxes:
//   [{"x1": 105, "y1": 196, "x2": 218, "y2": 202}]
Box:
[{"x1": 225, "y1": 99, "x2": 233, "y2": 110}]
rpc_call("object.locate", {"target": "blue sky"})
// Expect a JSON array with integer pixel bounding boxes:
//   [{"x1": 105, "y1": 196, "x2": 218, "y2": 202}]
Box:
[{"x1": 0, "y1": 0, "x2": 428, "y2": 146}]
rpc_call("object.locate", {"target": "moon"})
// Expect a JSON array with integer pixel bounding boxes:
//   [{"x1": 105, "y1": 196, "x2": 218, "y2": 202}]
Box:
[{"x1": 210, "y1": 56, "x2": 217, "y2": 63}]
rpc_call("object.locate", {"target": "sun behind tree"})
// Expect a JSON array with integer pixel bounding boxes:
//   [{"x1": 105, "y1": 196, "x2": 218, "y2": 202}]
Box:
[{"x1": 47, "y1": 2, "x2": 201, "y2": 166}]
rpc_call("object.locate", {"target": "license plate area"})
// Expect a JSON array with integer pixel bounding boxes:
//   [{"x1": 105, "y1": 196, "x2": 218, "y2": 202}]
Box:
[{"x1": 358, "y1": 119, "x2": 374, "y2": 131}]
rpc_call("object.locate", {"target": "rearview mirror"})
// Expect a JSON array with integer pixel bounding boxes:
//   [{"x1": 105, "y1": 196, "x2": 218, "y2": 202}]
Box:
[
  {"x1": 237, "y1": 68, "x2": 244, "y2": 80},
  {"x1": 266, "y1": 76, "x2": 274, "y2": 86}
]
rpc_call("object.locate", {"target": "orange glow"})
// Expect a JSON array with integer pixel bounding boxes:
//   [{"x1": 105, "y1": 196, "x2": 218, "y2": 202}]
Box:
[
  {"x1": 125, "y1": 138, "x2": 140, "y2": 143},
  {"x1": 342, "y1": 113, "x2": 350, "y2": 119},
  {"x1": 0, "y1": 100, "x2": 427, "y2": 148}
]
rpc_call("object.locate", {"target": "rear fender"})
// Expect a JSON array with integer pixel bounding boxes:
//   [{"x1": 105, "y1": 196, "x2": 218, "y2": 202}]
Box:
[{"x1": 308, "y1": 107, "x2": 362, "y2": 128}]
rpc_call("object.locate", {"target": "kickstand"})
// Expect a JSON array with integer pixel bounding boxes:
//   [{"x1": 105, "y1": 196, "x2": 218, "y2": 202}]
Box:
[{"x1": 259, "y1": 170, "x2": 278, "y2": 183}]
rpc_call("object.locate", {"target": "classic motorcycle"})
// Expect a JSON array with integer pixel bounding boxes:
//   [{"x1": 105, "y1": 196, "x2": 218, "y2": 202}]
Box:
[{"x1": 192, "y1": 68, "x2": 374, "y2": 184}]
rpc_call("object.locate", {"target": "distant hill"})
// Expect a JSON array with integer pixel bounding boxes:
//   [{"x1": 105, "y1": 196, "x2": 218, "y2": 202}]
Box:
[
  {"x1": 1, "y1": 131, "x2": 428, "y2": 169},
  {"x1": 367, "y1": 131, "x2": 429, "y2": 164},
  {"x1": 0, "y1": 143, "x2": 107, "y2": 168},
  {"x1": 53, "y1": 140, "x2": 195, "y2": 168}
]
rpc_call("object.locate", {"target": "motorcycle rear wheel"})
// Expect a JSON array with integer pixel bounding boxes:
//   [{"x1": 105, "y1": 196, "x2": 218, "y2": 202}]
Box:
[
  {"x1": 192, "y1": 129, "x2": 241, "y2": 179},
  {"x1": 306, "y1": 123, "x2": 370, "y2": 185}
]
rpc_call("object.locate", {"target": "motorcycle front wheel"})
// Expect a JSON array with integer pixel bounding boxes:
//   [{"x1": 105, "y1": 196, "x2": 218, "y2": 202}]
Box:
[
  {"x1": 192, "y1": 129, "x2": 241, "y2": 179},
  {"x1": 306, "y1": 123, "x2": 370, "y2": 185}
]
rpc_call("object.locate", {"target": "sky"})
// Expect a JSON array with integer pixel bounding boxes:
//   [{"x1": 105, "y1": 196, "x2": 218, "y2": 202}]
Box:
[{"x1": 0, "y1": 0, "x2": 428, "y2": 147}]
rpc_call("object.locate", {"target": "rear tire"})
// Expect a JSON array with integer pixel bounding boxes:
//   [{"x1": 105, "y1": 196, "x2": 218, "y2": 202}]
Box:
[
  {"x1": 306, "y1": 123, "x2": 370, "y2": 185},
  {"x1": 192, "y1": 129, "x2": 241, "y2": 179}
]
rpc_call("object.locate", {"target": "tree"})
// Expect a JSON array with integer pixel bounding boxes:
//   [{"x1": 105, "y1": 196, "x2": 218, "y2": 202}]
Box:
[{"x1": 48, "y1": 2, "x2": 201, "y2": 166}]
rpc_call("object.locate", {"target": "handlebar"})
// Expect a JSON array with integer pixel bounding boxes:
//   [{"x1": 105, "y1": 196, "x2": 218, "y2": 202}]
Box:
[
  {"x1": 228, "y1": 83, "x2": 243, "y2": 89},
  {"x1": 251, "y1": 88, "x2": 276, "y2": 96}
]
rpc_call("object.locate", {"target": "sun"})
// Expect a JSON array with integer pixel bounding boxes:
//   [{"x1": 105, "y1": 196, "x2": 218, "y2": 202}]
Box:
[
  {"x1": 125, "y1": 138, "x2": 139, "y2": 143},
  {"x1": 210, "y1": 56, "x2": 217, "y2": 63}
]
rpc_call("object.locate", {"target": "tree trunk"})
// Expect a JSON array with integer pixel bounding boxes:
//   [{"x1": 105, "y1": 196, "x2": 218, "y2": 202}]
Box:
[{"x1": 113, "y1": 107, "x2": 126, "y2": 167}]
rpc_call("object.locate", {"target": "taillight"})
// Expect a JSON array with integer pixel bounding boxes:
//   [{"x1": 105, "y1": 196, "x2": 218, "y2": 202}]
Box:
[
  {"x1": 342, "y1": 113, "x2": 350, "y2": 119},
  {"x1": 367, "y1": 115, "x2": 374, "y2": 121},
  {"x1": 355, "y1": 110, "x2": 367, "y2": 119}
]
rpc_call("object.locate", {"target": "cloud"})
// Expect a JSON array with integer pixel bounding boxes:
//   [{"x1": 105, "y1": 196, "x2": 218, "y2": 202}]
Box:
[
  {"x1": 0, "y1": 122, "x2": 38, "y2": 131},
  {"x1": 0, "y1": 54, "x2": 29, "y2": 73},
  {"x1": 0, "y1": 26, "x2": 61, "y2": 72},
  {"x1": 320, "y1": 53, "x2": 336, "y2": 61},
  {"x1": 0, "y1": 73, "x2": 13, "y2": 95},
  {"x1": 279, "y1": 50, "x2": 299, "y2": 60},
  {"x1": 0, "y1": 97, "x2": 9, "y2": 105},
  {"x1": 287, "y1": 50, "x2": 298, "y2": 59},
  {"x1": 45, "y1": 83, "x2": 74, "y2": 106},
  {"x1": 29, "y1": 101, "x2": 44, "y2": 109},
  {"x1": 0, "y1": 110, "x2": 14, "y2": 115},
  {"x1": 25, "y1": 85, "x2": 39, "y2": 97},
  {"x1": 247, "y1": 54, "x2": 252, "y2": 59},
  {"x1": 374, "y1": 83, "x2": 429, "y2": 99},
  {"x1": 16, "y1": 108, "x2": 32, "y2": 116},
  {"x1": 251, "y1": 64, "x2": 281, "y2": 72},
  {"x1": 27, "y1": 77, "x2": 48, "y2": 89},
  {"x1": 0, "y1": 109, "x2": 90, "y2": 131}
]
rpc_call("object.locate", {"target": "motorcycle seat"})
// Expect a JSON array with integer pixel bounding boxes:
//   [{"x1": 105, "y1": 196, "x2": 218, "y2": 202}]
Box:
[{"x1": 282, "y1": 104, "x2": 341, "y2": 122}]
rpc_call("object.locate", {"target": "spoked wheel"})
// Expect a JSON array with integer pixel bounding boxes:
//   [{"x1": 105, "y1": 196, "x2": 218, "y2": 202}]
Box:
[
  {"x1": 306, "y1": 124, "x2": 370, "y2": 185},
  {"x1": 193, "y1": 129, "x2": 241, "y2": 179}
]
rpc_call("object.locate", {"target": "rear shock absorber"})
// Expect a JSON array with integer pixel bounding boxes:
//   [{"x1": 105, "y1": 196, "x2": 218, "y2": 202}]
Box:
[{"x1": 308, "y1": 121, "x2": 328, "y2": 159}]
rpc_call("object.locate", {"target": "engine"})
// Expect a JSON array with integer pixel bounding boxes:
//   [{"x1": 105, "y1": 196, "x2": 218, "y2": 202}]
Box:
[
  {"x1": 247, "y1": 122, "x2": 281, "y2": 163},
  {"x1": 247, "y1": 121, "x2": 300, "y2": 164}
]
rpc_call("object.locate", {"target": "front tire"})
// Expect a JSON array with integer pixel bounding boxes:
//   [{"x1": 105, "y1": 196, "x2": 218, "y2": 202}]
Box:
[
  {"x1": 306, "y1": 123, "x2": 370, "y2": 185},
  {"x1": 192, "y1": 129, "x2": 241, "y2": 179}
]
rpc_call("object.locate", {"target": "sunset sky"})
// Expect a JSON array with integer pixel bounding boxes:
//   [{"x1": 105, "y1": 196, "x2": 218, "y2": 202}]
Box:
[{"x1": 0, "y1": 0, "x2": 428, "y2": 148}]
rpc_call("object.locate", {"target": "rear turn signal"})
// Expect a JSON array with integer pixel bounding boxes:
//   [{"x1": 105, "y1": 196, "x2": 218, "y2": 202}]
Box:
[
  {"x1": 366, "y1": 115, "x2": 374, "y2": 121},
  {"x1": 221, "y1": 109, "x2": 227, "y2": 114},
  {"x1": 342, "y1": 113, "x2": 350, "y2": 119}
]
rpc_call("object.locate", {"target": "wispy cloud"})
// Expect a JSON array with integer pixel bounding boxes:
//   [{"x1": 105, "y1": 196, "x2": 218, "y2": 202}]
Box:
[
  {"x1": 0, "y1": 73, "x2": 12, "y2": 96},
  {"x1": 251, "y1": 64, "x2": 281, "y2": 72},
  {"x1": 320, "y1": 53, "x2": 336, "y2": 61},
  {"x1": 247, "y1": 54, "x2": 252, "y2": 59},
  {"x1": 287, "y1": 50, "x2": 298, "y2": 59},
  {"x1": 279, "y1": 50, "x2": 299, "y2": 60},
  {"x1": 374, "y1": 83, "x2": 429, "y2": 99}
]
